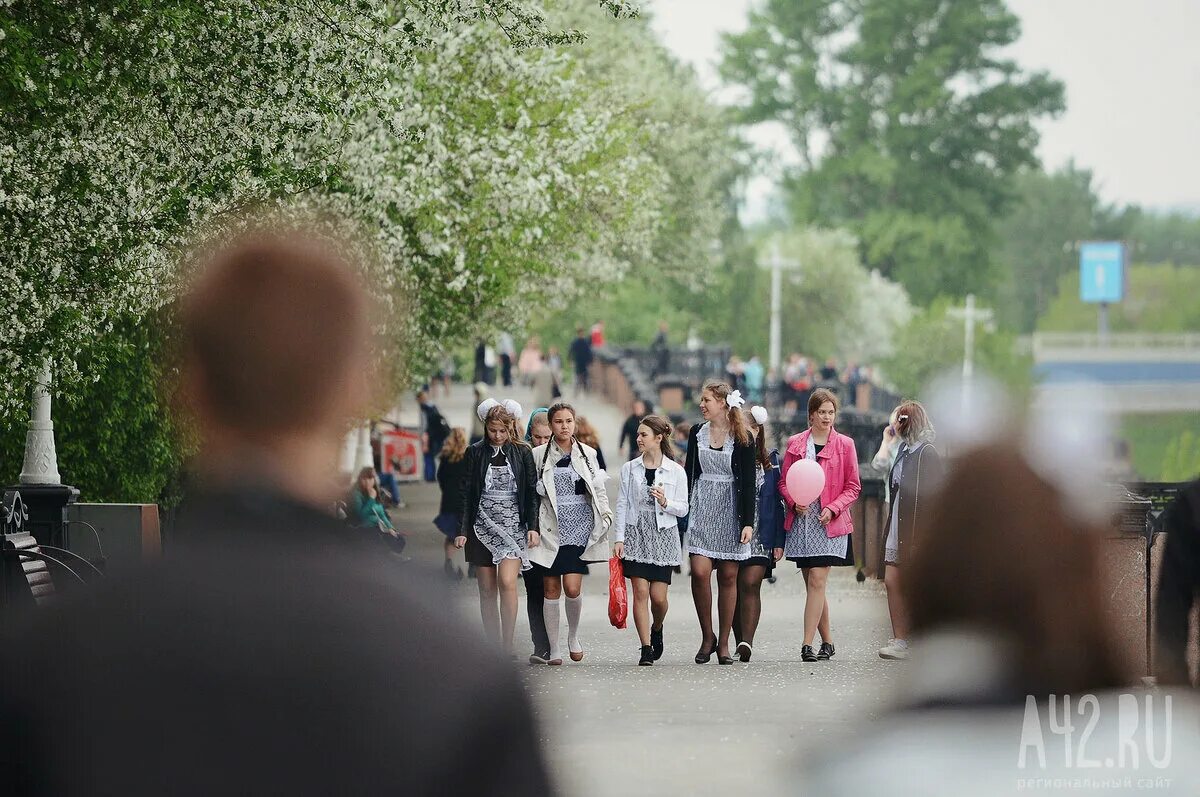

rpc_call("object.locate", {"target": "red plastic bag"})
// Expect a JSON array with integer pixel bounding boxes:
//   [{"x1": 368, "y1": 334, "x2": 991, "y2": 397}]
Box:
[{"x1": 608, "y1": 557, "x2": 627, "y2": 629}]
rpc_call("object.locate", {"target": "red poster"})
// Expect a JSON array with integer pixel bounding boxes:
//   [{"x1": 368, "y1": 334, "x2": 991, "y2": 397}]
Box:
[{"x1": 380, "y1": 429, "x2": 421, "y2": 482}]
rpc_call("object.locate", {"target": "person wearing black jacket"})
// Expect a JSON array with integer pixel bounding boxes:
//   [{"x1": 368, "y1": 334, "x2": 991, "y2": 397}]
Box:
[
  {"x1": 684, "y1": 380, "x2": 757, "y2": 665},
  {"x1": 618, "y1": 399, "x2": 647, "y2": 463},
  {"x1": 455, "y1": 399, "x2": 540, "y2": 654},
  {"x1": 1155, "y1": 477, "x2": 1200, "y2": 686},
  {"x1": 733, "y1": 406, "x2": 786, "y2": 662},
  {"x1": 435, "y1": 427, "x2": 470, "y2": 580},
  {"x1": 0, "y1": 233, "x2": 551, "y2": 796}
]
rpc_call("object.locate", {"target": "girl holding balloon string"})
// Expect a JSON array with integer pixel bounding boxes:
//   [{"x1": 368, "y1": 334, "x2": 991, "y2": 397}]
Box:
[
  {"x1": 779, "y1": 388, "x2": 861, "y2": 664},
  {"x1": 684, "y1": 380, "x2": 758, "y2": 666}
]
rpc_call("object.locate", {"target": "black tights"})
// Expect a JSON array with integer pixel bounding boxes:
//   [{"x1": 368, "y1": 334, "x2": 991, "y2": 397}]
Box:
[{"x1": 733, "y1": 564, "x2": 767, "y2": 645}]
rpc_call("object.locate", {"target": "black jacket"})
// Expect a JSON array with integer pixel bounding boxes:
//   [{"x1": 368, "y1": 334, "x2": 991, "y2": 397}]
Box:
[
  {"x1": 684, "y1": 421, "x2": 758, "y2": 530},
  {"x1": 884, "y1": 442, "x2": 943, "y2": 559},
  {"x1": 437, "y1": 454, "x2": 469, "y2": 515},
  {"x1": 0, "y1": 486, "x2": 550, "y2": 795},
  {"x1": 1155, "y1": 478, "x2": 1200, "y2": 685},
  {"x1": 460, "y1": 441, "x2": 538, "y2": 535}
]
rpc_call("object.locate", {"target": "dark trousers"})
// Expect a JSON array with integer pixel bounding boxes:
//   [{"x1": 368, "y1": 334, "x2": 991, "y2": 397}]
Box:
[
  {"x1": 523, "y1": 567, "x2": 549, "y2": 654},
  {"x1": 500, "y1": 354, "x2": 513, "y2": 387},
  {"x1": 423, "y1": 452, "x2": 436, "y2": 482}
]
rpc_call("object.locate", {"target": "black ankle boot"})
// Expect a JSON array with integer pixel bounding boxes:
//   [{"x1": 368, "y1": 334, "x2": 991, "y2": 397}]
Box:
[
  {"x1": 651, "y1": 626, "x2": 664, "y2": 661},
  {"x1": 817, "y1": 642, "x2": 835, "y2": 661},
  {"x1": 801, "y1": 644, "x2": 817, "y2": 662},
  {"x1": 639, "y1": 645, "x2": 654, "y2": 666}
]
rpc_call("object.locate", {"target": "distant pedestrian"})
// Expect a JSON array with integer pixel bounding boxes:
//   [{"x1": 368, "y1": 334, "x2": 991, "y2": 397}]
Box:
[
  {"x1": 590, "y1": 320, "x2": 605, "y2": 348},
  {"x1": 530, "y1": 403, "x2": 612, "y2": 665},
  {"x1": 684, "y1": 381, "x2": 757, "y2": 665},
  {"x1": 434, "y1": 428, "x2": 470, "y2": 581},
  {"x1": 417, "y1": 388, "x2": 450, "y2": 482},
  {"x1": 650, "y1": 321, "x2": 669, "y2": 378},
  {"x1": 498, "y1": 331, "x2": 515, "y2": 388},
  {"x1": 455, "y1": 400, "x2": 539, "y2": 653},
  {"x1": 518, "y1": 336, "x2": 544, "y2": 386},
  {"x1": 779, "y1": 388, "x2": 861, "y2": 663},
  {"x1": 351, "y1": 466, "x2": 408, "y2": 559},
  {"x1": 614, "y1": 415, "x2": 688, "y2": 665},
  {"x1": 742, "y1": 356, "x2": 765, "y2": 404},
  {"x1": 733, "y1": 406, "x2": 784, "y2": 661},
  {"x1": 819, "y1": 357, "x2": 839, "y2": 382},
  {"x1": 876, "y1": 401, "x2": 941, "y2": 661},
  {"x1": 618, "y1": 399, "x2": 648, "y2": 463},
  {"x1": 568, "y1": 328, "x2": 593, "y2": 395}
]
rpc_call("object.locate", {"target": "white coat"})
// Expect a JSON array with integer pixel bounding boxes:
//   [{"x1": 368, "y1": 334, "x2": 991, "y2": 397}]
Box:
[
  {"x1": 613, "y1": 455, "x2": 689, "y2": 542},
  {"x1": 530, "y1": 439, "x2": 612, "y2": 567}
]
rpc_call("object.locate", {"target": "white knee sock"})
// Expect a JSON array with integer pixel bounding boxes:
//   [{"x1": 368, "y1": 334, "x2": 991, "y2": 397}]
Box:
[
  {"x1": 543, "y1": 598, "x2": 562, "y2": 660},
  {"x1": 565, "y1": 595, "x2": 583, "y2": 652}
]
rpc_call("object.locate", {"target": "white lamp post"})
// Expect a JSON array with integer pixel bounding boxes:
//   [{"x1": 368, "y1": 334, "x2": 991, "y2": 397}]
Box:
[
  {"x1": 19, "y1": 364, "x2": 61, "y2": 485},
  {"x1": 763, "y1": 242, "x2": 801, "y2": 376}
]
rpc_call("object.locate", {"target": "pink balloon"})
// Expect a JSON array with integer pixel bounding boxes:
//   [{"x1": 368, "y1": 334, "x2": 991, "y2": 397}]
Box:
[{"x1": 786, "y1": 459, "x2": 826, "y2": 507}]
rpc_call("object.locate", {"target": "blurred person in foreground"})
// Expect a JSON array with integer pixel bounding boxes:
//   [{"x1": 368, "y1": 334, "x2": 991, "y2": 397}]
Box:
[
  {"x1": 806, "y1": 444, "x2": 1199, "y2": 794},
  {"x1": 1155, "y1": 476, "x2": 1200, "y2": 686},
  {"x1": 0, "y1": 232, "x2": 551, "y2": 795}
]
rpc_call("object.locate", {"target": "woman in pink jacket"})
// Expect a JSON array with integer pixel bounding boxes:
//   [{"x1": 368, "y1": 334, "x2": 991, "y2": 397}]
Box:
[{"x1": 779, "y1": 388, "x2": 861, "y2": 663}]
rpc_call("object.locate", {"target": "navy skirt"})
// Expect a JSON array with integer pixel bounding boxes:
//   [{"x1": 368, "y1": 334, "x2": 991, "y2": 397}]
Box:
[
  {"x1": 547, "y1": 544, "x2": 590, "y2": 576},
  {"x1": 433, "y1": 513, "x2": 460, "y2": 540}
]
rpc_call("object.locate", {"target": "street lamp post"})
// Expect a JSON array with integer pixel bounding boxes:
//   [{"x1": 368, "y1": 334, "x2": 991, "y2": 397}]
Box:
[
  {"x1": 764, "y1": 243, "x2": 800, "y2": 377},
  {"x1": 9, "y1": 363, "x2": 78, "y2": 551},
  {"x1": 947, "y1": 293, "x2": 994, "y2": 410}
]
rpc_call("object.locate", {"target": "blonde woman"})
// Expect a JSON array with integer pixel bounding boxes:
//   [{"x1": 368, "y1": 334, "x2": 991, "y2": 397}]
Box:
[
  {"x1": 530, "y1": 402, "x2": 612, "y2": 665},
  {"x1": 455, "y1": 400, "x2": 539, "y2": 654}
]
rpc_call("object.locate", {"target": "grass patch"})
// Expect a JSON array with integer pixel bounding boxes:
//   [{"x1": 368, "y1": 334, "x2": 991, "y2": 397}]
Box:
[{"x1": 1120, "y1": 412, "x2": 1200, "y2": 481}]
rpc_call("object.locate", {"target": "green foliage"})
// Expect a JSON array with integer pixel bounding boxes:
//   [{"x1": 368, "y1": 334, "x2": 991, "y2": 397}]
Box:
[
  {"x1": 881, "y1": 297, "x2": 1032, "y2": 397},
  {"x1": 1038, "y1": 264, "x2": 1200, "y2": 333},
  {"x1": 0, "y1": 310, "x2": 188, "y2": 504},
  {"x1": 1128, "y1": 210, "x2": 1200, "y2": 267},
  {"x1": 720, "y1": 0, "x2": 1064, "y2": 303},
  {"x1": 1120, "y1": 413, "x2": 1200, "y2": 481},
  {"x1": 1162, "y1": 430, "x2": 1200, "y2": 482},
  {"x1": 994, "y1": 164, "x2": 1133, "y2": 332}
]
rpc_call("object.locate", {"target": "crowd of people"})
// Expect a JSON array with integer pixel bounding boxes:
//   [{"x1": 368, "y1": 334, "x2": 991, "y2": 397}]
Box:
[{"x1": 424, "y1": 378, "x2": 950, "y2": 668}]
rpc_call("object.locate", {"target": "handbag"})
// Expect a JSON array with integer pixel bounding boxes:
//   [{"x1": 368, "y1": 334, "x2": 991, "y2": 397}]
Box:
[{"x1": 608, "y1": 557, "x2": 627, "y2": 629}]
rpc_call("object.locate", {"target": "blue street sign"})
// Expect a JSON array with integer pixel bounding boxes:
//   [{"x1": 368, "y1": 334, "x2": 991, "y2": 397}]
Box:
[{"x1": 1079, "y1": 242, "x2": 1125, "y2": 303}]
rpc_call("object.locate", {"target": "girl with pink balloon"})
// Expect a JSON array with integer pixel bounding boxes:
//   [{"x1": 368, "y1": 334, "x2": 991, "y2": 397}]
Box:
[
  {"x1": 683, "y1": 380, "x2": 758, "y2": 665},
  {"x1": 779, "y1": 388, "x2": 862, "y2": 663}
]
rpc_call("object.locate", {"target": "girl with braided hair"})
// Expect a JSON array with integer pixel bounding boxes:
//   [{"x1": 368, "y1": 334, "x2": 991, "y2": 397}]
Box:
[{"x1": 529, "y1": 402, "x2": 612, "y2": 665}]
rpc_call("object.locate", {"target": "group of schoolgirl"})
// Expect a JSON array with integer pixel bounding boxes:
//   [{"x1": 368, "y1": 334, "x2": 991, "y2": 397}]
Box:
[{"x1": 437, "y1": 380, "x2": 921, "y2": 667}]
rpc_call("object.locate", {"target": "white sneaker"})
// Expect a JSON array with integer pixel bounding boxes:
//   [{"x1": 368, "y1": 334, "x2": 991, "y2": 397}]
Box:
[{"x1": 878, "y1": 639, "x2": 910, "y2": 660}]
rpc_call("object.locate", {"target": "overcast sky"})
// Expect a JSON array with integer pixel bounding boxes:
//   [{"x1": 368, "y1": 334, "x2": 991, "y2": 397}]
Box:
[{"x1": 647, "y1": 0, "x2": 1200, "y2": 218}]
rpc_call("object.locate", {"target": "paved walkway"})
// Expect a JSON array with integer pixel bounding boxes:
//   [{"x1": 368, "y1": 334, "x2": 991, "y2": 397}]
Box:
[{"x1": 391, "y1": 383, "x2": 898, "y2": 796}]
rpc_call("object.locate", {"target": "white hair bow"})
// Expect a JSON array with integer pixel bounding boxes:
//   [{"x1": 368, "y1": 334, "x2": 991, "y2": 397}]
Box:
[
  {"x1": 725, "y1": 390, "x2": 745, "y2": 409},
  {"x1": 750, "y1": 405, "x2": 769, "y2": 425},
  {"x1": 502, "y1": 399, "x2": 523, "y2": 419},
  {"x1": 476, "y1": 398, "x2": 500, "y2": 422}
]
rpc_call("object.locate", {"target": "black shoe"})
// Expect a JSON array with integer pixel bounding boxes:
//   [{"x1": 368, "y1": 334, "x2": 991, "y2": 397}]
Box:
[
  {"x1": 651, "y1": 626, "x2": 664, "y2": 661},
  {"x1": 736, "y1": 641, "x2": 752, "y2": 662},
  {"x1": 817, "y1": 642, "x2": 835, "y2": 661},
  {"x1": 639, "y1": 646, "x2": 654, "y2": 666},
  {"x1": 529, "y1": 650, "x2": 550, "y2": 665},
  {"x1": 694, "y1": 635, "x2": 717, "y2": 664},
  {"x1": 801, "y1": 645, "x2": 818, "y2": 663},
  {"x1": 718, "y1": 654, "x2": 734, "y2": 665}
]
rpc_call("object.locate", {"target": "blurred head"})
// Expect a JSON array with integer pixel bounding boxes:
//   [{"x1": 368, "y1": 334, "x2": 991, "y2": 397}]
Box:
[
  {"x1": 548, "y1": 402, "x2": 577, "y2": 445},
  {"x1": 355, "y1": 466, "x2": 378, "y2": 496},
  {"x1": 484, "y1": 405, "x2": 511, "y2": 447},
  {"x1": 631, "y1": 399, "x2": 646, "y2": 417},
  {"x1": 894, "y1": 400, "x2": 934, "y2": 445},
  {"x1": 637, "y1": 415, "x2": 674, "y2": 460},
  {"x1": 180, "y1": 231, "x2": 373, "y2": 500},
  {"x1": 574, "y1": 415, "x2": 599, "y2": 449},
  {"x1": 525, "y1": 408, "x2": 551, "y2": 447},
  {"x1": 807, "y1": 388, "x2": 838, "y2": 433},
  {"x1": 440, "y1": 428, "x2": 468, "y2": 463},
  {"x1": 904, "y1": 445, "x2": 1130, "y2": 698}
]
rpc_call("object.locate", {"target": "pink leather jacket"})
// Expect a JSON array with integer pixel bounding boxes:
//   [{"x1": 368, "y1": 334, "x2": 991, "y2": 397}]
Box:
[{"x1": 779, "y1": 428, "x2": 861, "y2": 538}]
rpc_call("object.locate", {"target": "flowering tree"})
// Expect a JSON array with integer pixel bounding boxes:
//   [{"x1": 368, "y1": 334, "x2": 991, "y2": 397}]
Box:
[{"x1": 0, "y1": 0, "x2": 645, "y2": 421}]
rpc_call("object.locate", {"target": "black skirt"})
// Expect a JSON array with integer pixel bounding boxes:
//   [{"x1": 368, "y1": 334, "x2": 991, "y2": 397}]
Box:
[
  {"x1": 622, "y1": 559, "x2": 673, "y2": 585},
  {"x1": 788, "y1": 542, "x2": 854, "y2": 569},
  {"x1": 740, "y1": 555, "x2": 776, "y2": 574},
  {"x1": 547, "y1": 544, "x2": 590, "y2": 576},
  {"x1": 464, "y1": 526, "x2": 495, "y2": 568}
]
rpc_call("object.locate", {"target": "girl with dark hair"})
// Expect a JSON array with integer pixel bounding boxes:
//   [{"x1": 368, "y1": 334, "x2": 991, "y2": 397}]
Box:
[
  {"x1": 733, "y1": 406, "x2": 786, "y2": 662},
  {"x1": 684, "y1": 380, "x2": 758, "y2": 665},
  {"x1": 530, "y1": 402, "x2": 612, "y2": 665},
  {"x1": 779, "y1": 387, "x2": 861, "y2": 663},
  {"x1": 455, "y1": 400, "x2": 539, "y2": 654},
  {"x1": 522, "y1": 408, "x2": 552, "y2": 664},
  {"x1": 877, "y1": 400, "x2": 942, "y2": 661},
  {"x1": 614, "y1": 415, "x2": 689, "y2": 665}
]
